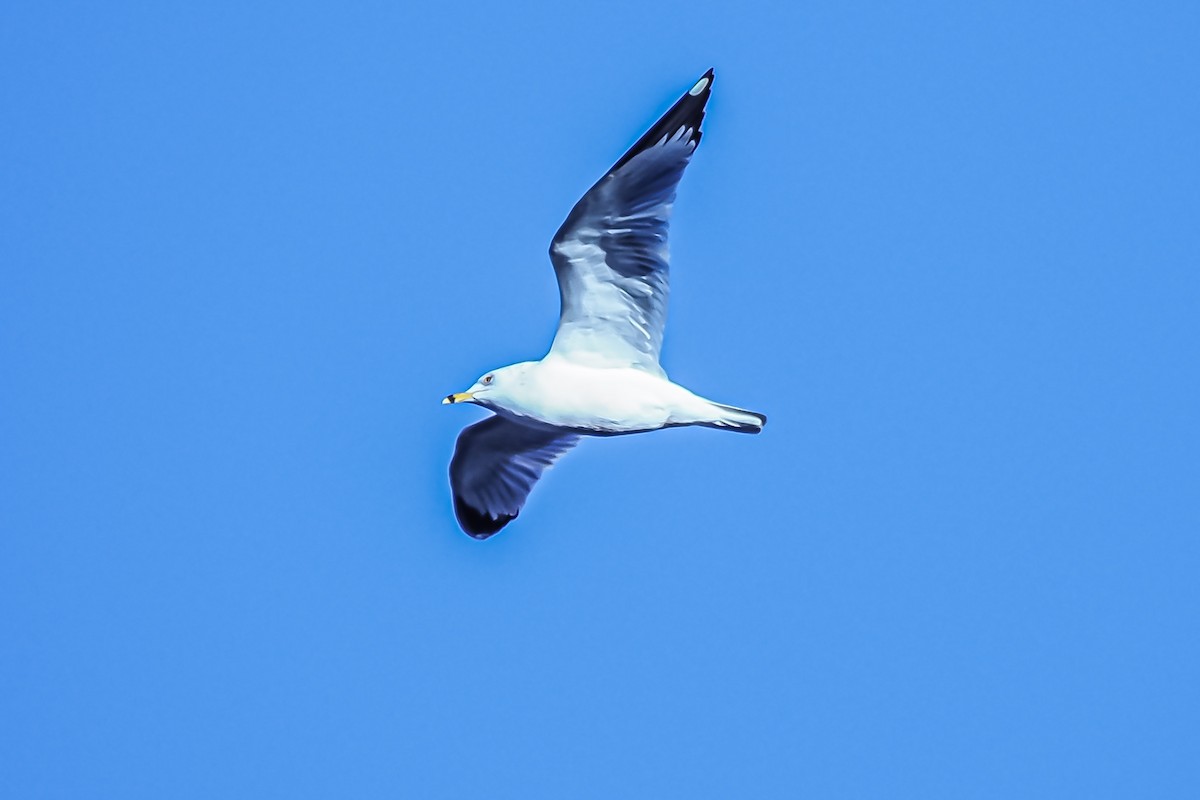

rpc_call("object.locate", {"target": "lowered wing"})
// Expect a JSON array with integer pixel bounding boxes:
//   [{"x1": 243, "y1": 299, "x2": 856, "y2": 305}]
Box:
[{"x1": 449, "y1": 415, "x2": 580, "y2": 539}]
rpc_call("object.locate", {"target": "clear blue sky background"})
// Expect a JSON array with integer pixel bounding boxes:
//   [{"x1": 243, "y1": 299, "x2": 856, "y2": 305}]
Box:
[{"x1": 3, "y1": 2, "x2": 1198, "y2": 797}]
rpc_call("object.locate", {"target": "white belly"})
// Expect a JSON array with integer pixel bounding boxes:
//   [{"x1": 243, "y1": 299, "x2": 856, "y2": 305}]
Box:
[{"x1": 510, "y1": 359, "x2": 705, "y2": 435}]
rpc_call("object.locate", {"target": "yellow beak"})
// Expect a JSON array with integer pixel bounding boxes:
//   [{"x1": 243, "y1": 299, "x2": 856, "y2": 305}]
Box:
[{"x1": 442, "y1": 392, "x2": 475, "y2": 405}]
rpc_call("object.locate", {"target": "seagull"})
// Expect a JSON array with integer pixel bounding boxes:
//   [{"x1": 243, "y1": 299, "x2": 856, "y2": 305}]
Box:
[{"x1": 443, "y1": 69, "x2": 765, "y2": 539}]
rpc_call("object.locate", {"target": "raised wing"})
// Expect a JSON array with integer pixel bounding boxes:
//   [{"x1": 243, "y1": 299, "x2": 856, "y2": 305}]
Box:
[
  {"x1": 449, "y1": 415, "x2": 580, "y2": 539},
  {"x1": 548, "y1": 69, "x2": 714, "y2": 375}
]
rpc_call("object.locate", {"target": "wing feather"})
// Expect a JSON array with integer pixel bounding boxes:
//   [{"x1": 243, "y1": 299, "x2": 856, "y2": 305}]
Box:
[
  {"x1": 449, "y1": 416, "x2": 580, "y2": 539},
  {"x1": 548, "y1": 70, "x2": 714, "y2": 375}
]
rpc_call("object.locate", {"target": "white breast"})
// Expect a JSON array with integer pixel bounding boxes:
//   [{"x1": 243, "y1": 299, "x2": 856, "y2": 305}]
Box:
[{"x1": 512, "y1": 357, "x2": 702, "y2": 435}]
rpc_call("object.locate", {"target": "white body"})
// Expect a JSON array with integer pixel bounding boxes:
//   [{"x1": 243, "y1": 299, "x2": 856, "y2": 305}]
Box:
[{"x1": 483, "y1": 357, "x2": 730, "y2": 435}]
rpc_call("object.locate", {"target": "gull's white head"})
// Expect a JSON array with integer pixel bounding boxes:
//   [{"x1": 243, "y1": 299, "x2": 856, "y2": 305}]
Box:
[{"x1": 442, "y1": 363, "x2": 532, "y2": 410}]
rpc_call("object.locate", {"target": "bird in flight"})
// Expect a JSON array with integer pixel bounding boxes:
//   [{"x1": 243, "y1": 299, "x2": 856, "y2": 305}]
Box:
[{"x1": 444, "y1": 69, "x2": 765, "y2": 539}]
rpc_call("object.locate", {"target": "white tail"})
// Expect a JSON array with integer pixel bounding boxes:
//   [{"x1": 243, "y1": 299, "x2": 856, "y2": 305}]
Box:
[{"x1": 699, "y1": 402, "x2": 767, "y2": 434}]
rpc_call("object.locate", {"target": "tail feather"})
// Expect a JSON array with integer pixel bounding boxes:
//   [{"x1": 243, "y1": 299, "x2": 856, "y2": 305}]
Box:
[{"x1": 699, "y1": 402, "x2": 767, "y2": 434}]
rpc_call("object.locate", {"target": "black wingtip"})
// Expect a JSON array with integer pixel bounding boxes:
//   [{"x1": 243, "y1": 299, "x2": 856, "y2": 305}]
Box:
[
  {"x1": 453, "y1": 495, "x2": 516, "y2": 540},
  {"x1": 610, "y1": 69, "x2": 716, "y2": 173}
]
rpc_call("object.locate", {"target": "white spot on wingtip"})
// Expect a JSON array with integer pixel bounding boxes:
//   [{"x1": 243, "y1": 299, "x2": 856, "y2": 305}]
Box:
[{"x1": 688, "y1": 77, "x2": 709, "y2": 96}]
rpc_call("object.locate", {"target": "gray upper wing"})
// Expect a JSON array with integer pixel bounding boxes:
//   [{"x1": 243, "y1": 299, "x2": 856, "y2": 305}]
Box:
[{"x1": 548, "y1": 70, "x2": 714, "y2": 375}]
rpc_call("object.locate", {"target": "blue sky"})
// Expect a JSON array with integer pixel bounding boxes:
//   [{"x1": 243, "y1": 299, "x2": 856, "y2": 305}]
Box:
[{"x1": 2, "y1": 1, "x2": 1198, "y2": 796}]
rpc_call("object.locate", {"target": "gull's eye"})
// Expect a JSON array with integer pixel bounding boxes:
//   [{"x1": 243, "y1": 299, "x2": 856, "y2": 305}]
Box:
[{"x1": 482, "y1": 374, "x2": 494, "y2": 385}]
